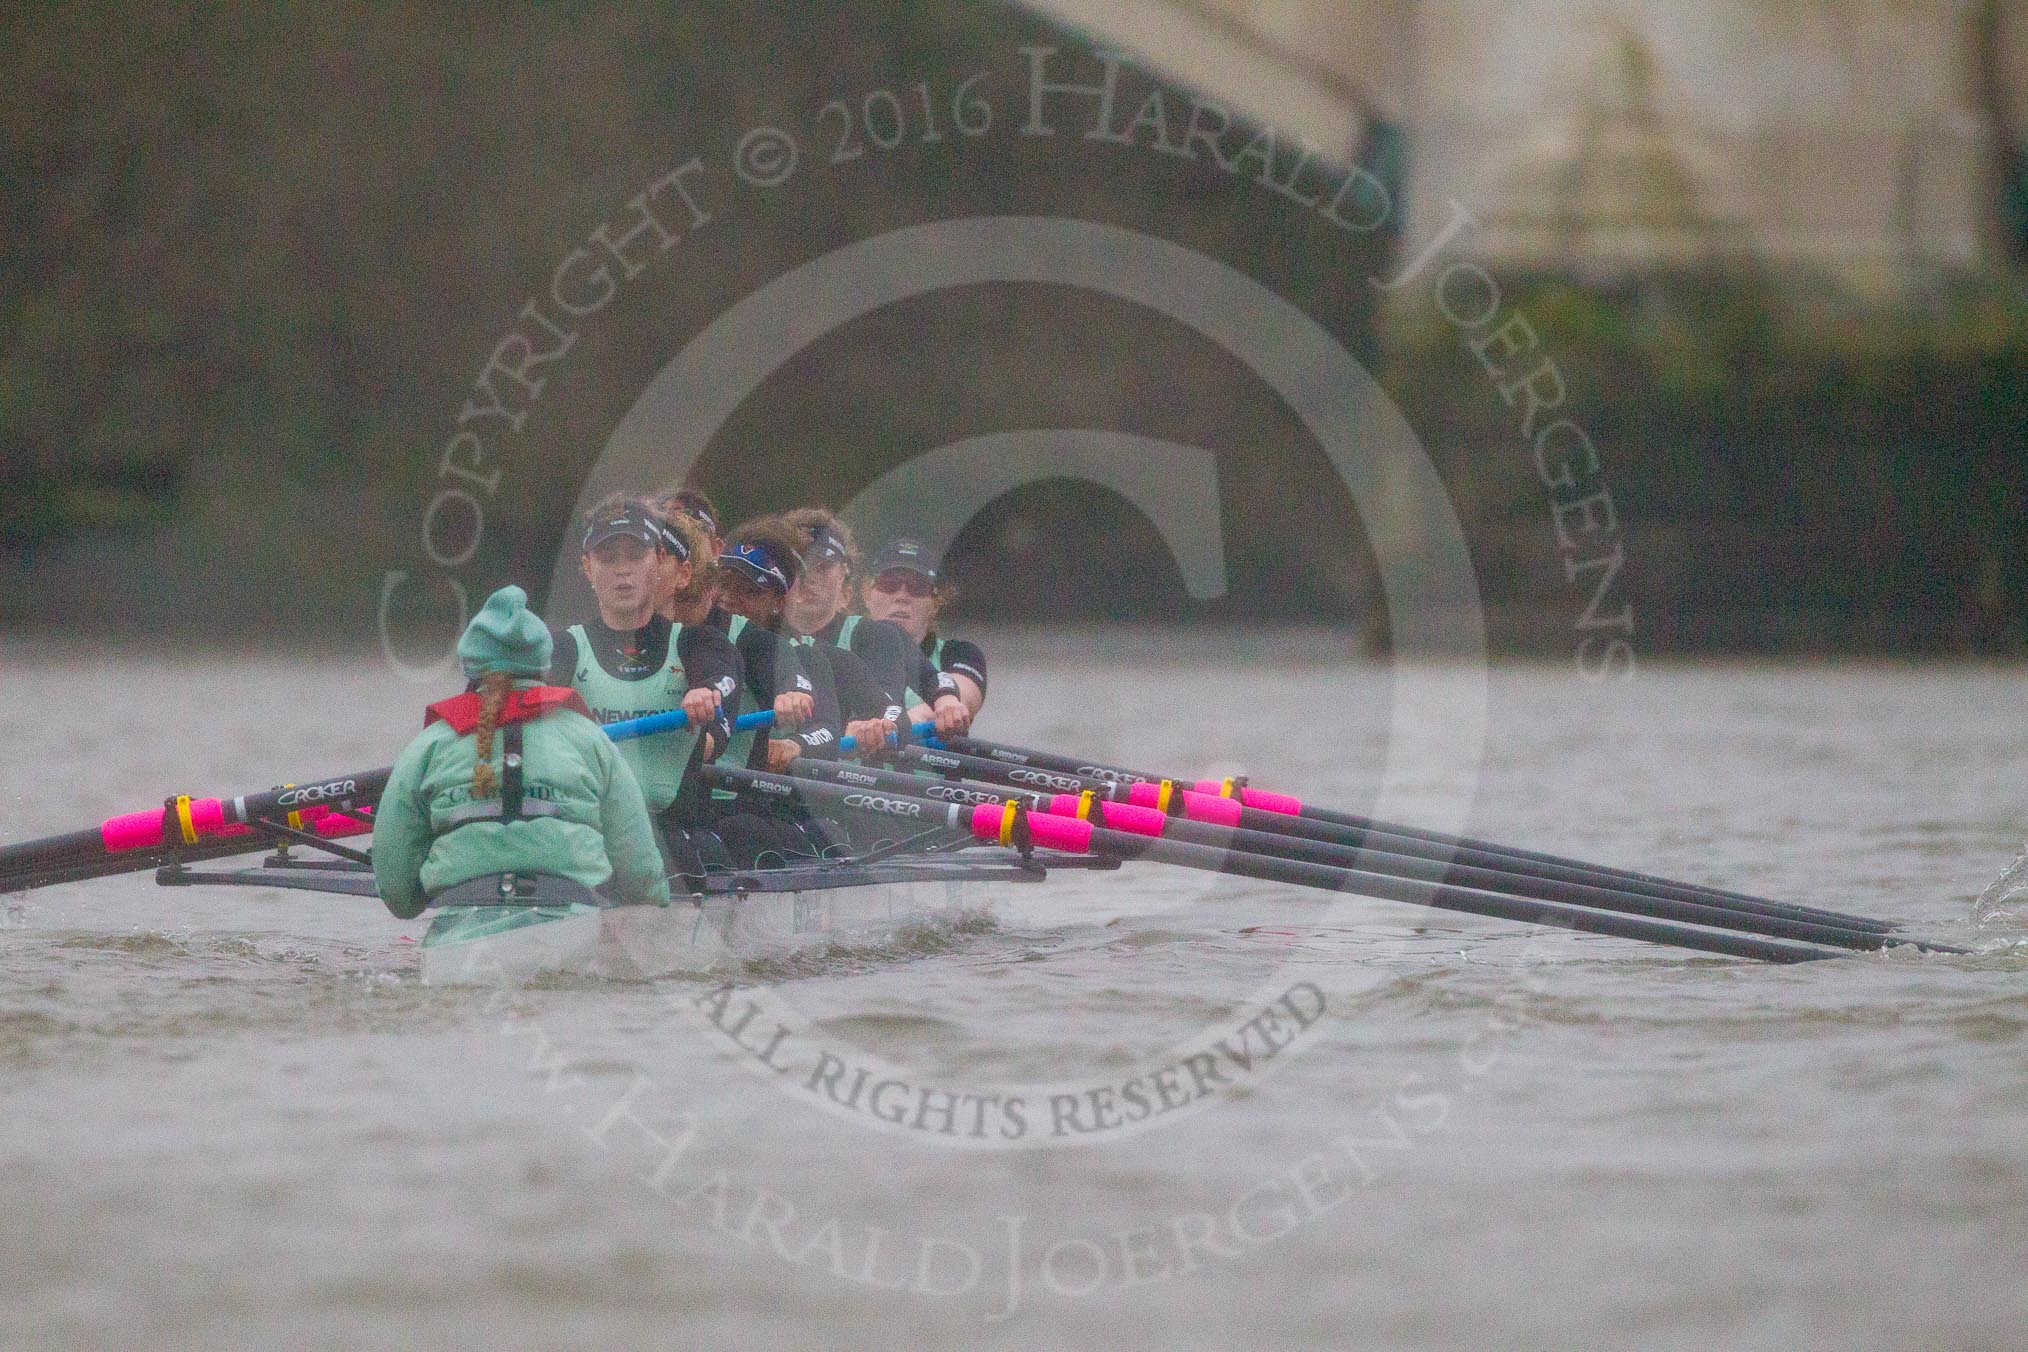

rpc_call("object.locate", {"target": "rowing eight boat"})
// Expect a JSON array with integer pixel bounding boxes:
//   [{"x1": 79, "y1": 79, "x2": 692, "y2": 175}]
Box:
[
  {"x1": 1, "y1": 717, "x2": 1955, "y2": 975},
  {"x1": 151, "y1": 836, "x2": 1120, "y2": 984}
]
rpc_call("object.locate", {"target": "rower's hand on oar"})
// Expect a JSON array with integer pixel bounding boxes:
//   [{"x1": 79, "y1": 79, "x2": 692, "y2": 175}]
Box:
[
  {"x1": 930, "y1": 693, "x2": 971, "y2": 738},
  {"x1": 683, "y1": 686, "x2": 727, "y2": 758},
  {"x1": 772, "y1": 690, "x2": 814, "y2": 730},
  {"x1": 682, "y1": 685, "x2": 723, "y2": 725},
  {"x1": 845, "y1": 718, "x2": 895, "y2": 756},
  {"x1": 766, "y1": 738, "x2": 803, "y2": 771}
]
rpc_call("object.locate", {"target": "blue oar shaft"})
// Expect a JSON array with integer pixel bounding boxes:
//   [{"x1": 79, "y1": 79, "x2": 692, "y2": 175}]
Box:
[
  {"x1": 601, "y1": 707, "x2": 933, "y2": 753},
  {"x1": 603, "y1": 708, "x2": 775, "y2": 742}
]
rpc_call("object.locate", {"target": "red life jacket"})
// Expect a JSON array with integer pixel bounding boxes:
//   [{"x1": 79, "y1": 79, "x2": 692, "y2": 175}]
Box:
[{"x1": 424, "y1": 685, "x2": 592, "y2": 735}]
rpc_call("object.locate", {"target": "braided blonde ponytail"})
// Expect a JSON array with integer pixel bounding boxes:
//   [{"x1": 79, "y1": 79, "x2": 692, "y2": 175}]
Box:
[{"x1": 472, "y1": 671, "x2": 511, "y2": 798}]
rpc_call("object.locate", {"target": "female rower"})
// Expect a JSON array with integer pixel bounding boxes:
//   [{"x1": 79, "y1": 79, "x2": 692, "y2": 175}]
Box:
[
  {"x1": 661, "y1": 486, "x2": 724, "y2": 559},
  {"x1": 655, "y1": 505, "x2": 819, "y2": 809},
  {"x1": 716, "y1": 517, "x2": 894, "y2": 762},
  {"x1": 709, "y1": 517, "x2": 896, "y2": 860},
  {"x1": 371, "y1": 585, "x2": 669, "y2": 919},
  {"x1": 648, "y1": 497, "x2": 716, "y2": 629},
  {"x1": 554, "y1": 496, "x2": 742, "y2": 867},
  {"x1": 859, "y1": 537, "x2": 988, "y2": 719},
  {"x1": 778, "y1": 507, "x2": 971, "y2": 738}
]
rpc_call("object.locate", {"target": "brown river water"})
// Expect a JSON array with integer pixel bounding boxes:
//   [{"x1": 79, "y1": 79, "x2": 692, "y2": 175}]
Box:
[{"x1": 2, "y1": 632, "x2": 2025, "y2": 1349}]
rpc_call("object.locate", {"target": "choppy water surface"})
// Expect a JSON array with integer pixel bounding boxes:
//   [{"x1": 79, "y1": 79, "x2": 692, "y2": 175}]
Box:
[{"x1": 2, "y1": 634, "x2": 2024, "y2": 1350}]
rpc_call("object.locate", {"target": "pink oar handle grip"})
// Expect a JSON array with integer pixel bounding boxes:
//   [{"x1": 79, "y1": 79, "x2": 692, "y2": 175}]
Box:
[
  {"x1": 309, "y1": 811, "x2": 374, "y2": 841},
  {"x1": 1192, "y1": 780, "x2": 1304, "y2": 817},
  {"x1": 1040, "y1": 795, "x2": 1167, "y2": 837},
  {"x1": 966, "y1": 804, "x2": 1095, "y2": 853},
  {"x1": 100, "y1": 799, "x2": 241, "y2": 852},
  {"x1": 1122, "y1": 781, "x2": 1244, "y2": 826},
  {"x1": 99, "y1": 800, "x2": 374, "y2": 852}
]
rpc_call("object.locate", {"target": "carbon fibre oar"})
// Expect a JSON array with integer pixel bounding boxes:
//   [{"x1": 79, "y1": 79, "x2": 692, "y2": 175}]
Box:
[
  {"x1": 1, "y1": 836, "x2": 317, "y2": 895},
  {"x1": 939, "y1": 734, "x2": 1892, "y2": 934},
  {"x1": 894, "y1": 744, "x2": 1897, "y2": 938},
  {"x1": 782, "y1": 757, "x2": 1953, "y2": 955},
  {"x1": 704, "y1": 764, "x2": 1844, "y2": 964},
  {"x1": 0, "y1": 707, "x2": 911, "y2": 894},
  {"x1": 0, "y1": 769, "x2": 388, "y2": 885}
]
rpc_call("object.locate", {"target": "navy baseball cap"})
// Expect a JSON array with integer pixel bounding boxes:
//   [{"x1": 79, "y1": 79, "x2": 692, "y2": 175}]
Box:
[
  {"x1": 870, "y1": 538, "x2": 937, "y2": 582},
  {"x1": 718, "y1": 540, "x2": 794, "y2": 594}
]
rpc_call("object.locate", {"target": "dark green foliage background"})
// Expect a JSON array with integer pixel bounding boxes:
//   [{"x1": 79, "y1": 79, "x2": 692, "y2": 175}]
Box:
[{"x1": 2, "y1": 1, "x2": 2021, "y2": 652}]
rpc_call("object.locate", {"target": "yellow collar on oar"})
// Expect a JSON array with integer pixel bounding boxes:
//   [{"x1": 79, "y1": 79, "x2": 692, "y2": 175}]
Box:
[{"x1": 172, "y1": 796, "x2": 200, "y2": 845}]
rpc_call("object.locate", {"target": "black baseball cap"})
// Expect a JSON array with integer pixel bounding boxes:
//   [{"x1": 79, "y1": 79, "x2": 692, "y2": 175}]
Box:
[
  {"x1": 581, "y1": 504, "x2": 665, "y2": 555},
  {"x1": 804, "y1": 524, "x2": 851, "y2": 565},
  {"x1": 649, "y1": 513, "x2": 691, "y2": 561},
  {"x1": 666, "y1": 491, "x2": 717, "y2": 537},
  {"x1": 870, "y1": 538, "x2": 937, "y2": 583}
]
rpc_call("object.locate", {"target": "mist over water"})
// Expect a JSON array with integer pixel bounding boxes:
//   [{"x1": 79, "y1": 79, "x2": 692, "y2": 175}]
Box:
[{"x1": 2, "y1": 633, "x2": 2025, "y2": 1350}]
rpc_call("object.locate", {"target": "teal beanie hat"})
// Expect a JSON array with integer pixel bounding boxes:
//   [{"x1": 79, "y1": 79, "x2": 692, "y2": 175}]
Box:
[{"x1": 458, "y1": 585, "x2": 553, "y2": 679}]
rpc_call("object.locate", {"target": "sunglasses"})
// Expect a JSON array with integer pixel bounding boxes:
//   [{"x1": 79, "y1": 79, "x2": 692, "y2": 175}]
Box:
[{"x1": 873, "y1": 570, "x2": 934, "y2": 599}]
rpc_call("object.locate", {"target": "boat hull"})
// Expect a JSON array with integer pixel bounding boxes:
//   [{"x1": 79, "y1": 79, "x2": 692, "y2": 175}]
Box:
[
  {"x1": 154, "y1": 847, "x2": 1111, "y2": 986},
  {"x1": 418, "y1": 874, "x2": 990, "y2": 986}
]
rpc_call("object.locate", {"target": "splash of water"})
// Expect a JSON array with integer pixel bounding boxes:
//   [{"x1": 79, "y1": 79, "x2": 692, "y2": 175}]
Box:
[{"x1": 1973, "y1": 847, "x2": 2028, "y2": 928}]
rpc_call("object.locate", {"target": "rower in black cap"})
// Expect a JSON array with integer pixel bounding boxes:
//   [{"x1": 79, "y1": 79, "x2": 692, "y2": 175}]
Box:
[
  {"x1": 777, "y1": 507, "x2": 971, "y2": 739},
  {"x1": 550, "y1": 494, "x2": 743, "y2": 873},
  {"x1": 859, "y1": 537, "x2": 988, "y2": 721}
]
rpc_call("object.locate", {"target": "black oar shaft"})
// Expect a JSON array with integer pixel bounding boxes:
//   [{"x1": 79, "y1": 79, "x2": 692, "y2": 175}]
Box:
[
  {"x1": 1, "y1": 838, "x2": 288, "y2": 894},
  {"x1": 939, "y1": 735, "x2": 1889, "y2": 933},
  {"x1": 1274, "y1": 798, "x2": 1808, "y2": 916},
  {"x1": 941, "y1": 735, "x2": 1157, "y2": 786},
  {"x1": 0, "y1": 827, "x2": 109, "y2": 875},
  {"x1": 1140, "y1": 809, "x2": 1937, "y2": 953},
  {"x1": 868, "y1": 752, "x2": 1937, "y2": 953},
  {"x1": 233, "y1": 770, "x2": 390, "y2": 821},
  {"x1": 902, "y1": 744, "x2": 1896, "y2": 937},
  {"x1": 0, "y1": 768, "x2": 388, "y2": 886},
  {"x1": 780, "y1": 756, "x2": 1019, "y2": 809},
  {"x1": 1104, "y1": 831, "x2": 1842, "y2": 964},
  {"x1": 714, "y1": 764, "x2": 1842, "y2": 964}
]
